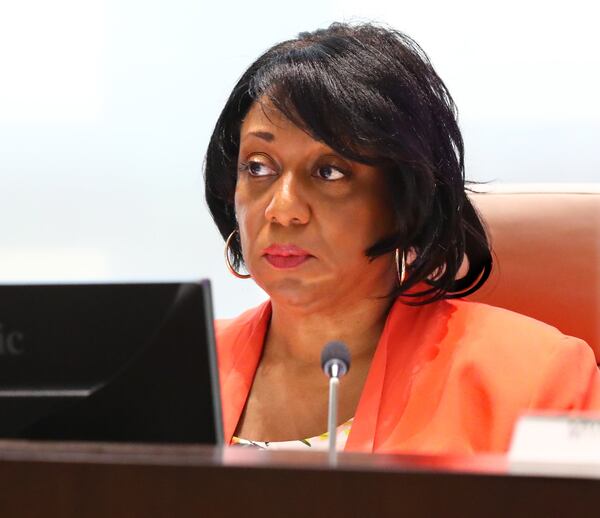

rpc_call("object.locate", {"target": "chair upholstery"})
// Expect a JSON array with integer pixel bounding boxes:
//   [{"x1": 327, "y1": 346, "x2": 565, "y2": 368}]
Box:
[{"x1": 468, "y1": 185, "x2": 600, "y2": 361}]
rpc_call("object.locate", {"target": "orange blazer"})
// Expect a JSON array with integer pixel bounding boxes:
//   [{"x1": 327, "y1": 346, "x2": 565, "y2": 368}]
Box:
[{"x1": 215, "y1": 298, "x2": 600, "y2": 454}]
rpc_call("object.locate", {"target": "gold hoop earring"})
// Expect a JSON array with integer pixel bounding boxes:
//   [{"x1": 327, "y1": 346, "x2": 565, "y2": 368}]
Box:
[
  {"x1": 395, "y1": 248, "x2": 406, "y2": 286},
  {"x1": 224, "y1": 230, "x2": 251, "y2": 279}
]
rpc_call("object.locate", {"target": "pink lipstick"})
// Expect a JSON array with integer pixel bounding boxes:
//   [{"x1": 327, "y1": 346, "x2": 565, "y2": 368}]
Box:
[{"x1": 262, "y1": 244, "x2": 313, "y2": 269}]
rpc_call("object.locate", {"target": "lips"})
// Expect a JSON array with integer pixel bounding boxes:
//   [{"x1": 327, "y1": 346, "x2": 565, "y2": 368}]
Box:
[{"x1": 262, "y1": 244, "x2": 313, "y2": 269}]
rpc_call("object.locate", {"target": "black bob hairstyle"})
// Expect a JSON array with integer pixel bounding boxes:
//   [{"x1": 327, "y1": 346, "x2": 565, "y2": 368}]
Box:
[{"x1": 205, "y1": 22, "x2": 492, "y2": 303}]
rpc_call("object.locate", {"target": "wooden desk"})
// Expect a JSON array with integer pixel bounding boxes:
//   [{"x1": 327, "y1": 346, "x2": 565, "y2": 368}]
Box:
[{"x1": 0, "y1": 440, "x2": 598, "y2": 517}]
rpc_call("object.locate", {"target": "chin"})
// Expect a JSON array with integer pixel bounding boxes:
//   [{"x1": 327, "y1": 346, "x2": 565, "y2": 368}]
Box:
[{"x1": 260, "y1": 277, "x2": 326, "y2": 309}]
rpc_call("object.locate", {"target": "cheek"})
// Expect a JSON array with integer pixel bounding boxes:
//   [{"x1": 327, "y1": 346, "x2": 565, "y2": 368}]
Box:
[
  {"x1": 326, "y1": 189, "x2": 392, "y2": 243},
  {"x1": 315, "y1": 203, "x2": 378, "y2": 266},
  {"x1": 233, "y1": 191, "x2": 246, "y2": 227},
  {"x1": 360, "y1": 179, "x2": 396, "y2": 236},
  {"x1": 234, "y1": 181, "x2": 254, "y2": 228},
  {"x1": 234, "y1": 185, "x2": 265, "y2": 253},
  {"x1": 323, "y1": 201, "x2": 394, "y2": 273}
]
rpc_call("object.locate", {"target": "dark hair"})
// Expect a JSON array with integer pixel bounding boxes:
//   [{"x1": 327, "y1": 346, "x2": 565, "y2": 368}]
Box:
[{"x1": 204, "y1": 22, "x2": 491, "y2": 303}]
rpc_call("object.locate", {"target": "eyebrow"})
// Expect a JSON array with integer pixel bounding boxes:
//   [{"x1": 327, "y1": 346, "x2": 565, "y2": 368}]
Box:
[{"x1": 246, "y1": 131, "x2": 275, "y2": 142}]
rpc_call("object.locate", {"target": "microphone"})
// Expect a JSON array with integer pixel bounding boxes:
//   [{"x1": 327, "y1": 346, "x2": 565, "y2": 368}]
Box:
[{"x1": 321, "y1": 341, "x2": 351, "y2": 460}]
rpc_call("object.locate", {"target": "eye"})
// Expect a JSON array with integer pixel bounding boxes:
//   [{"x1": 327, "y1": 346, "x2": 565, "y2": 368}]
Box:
[
  {"x1": 239, "y1": 160, "x2": 277, "y2": 177},
  {"x1": 315, "y1": 164, "x2": 346, "y2": 181}
]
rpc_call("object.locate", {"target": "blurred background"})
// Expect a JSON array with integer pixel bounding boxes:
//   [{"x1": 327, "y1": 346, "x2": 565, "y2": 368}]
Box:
[{"x1": 0, "y1": 0, "x2": 598, "y2": 317}]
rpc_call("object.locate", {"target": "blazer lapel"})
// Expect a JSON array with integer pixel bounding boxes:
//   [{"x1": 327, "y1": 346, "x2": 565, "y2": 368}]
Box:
[
  {"x1": 217, "y1": 301, "x2": 272, "y2": 443},
  {"x1": 345, "y1": 298, "x2": 421, "y2": 452}
]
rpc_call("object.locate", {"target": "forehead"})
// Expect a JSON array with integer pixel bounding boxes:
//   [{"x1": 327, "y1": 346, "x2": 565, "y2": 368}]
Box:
[
  {"x1": 238, "y1": 98, "x2": 381, "y2": 168},
  {"x1": 240, "y1": 100, "x2": 315, "y2": 144}
]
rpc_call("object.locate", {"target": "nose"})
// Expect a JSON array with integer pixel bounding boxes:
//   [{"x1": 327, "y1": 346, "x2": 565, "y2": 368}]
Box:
[{"x1": 264, "y1": 170, "x2": 310, "y2": 226}]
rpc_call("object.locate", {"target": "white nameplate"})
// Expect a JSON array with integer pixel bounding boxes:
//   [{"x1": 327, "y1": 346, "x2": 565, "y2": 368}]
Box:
[{"x1": 509, "y1": 413, "x2": 600, "y2": 476}]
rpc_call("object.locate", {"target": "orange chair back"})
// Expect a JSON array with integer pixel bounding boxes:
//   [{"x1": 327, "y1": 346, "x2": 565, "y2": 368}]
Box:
[{"x1": 469, "y1": 186, "x2": 600, "y2": 361}]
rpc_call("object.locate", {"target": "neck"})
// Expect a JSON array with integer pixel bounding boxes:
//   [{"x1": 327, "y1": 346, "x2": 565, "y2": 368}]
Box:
[{"x1": 263, "y1": 294, "x2": 396, "y2": 370}]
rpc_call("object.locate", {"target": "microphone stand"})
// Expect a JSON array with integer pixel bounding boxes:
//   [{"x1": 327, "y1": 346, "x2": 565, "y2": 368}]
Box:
[
  {"x1": 327, "y1": 363, "x2": 341, "y2": 464},
  {"x1": 321, "y1": 341, "x2": 351, "y2": 466}
]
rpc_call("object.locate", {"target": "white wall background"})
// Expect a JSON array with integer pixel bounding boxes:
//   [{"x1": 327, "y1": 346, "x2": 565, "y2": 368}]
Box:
[{"x1": 0, "y1": 0, "x2": 598, "y2": 317}]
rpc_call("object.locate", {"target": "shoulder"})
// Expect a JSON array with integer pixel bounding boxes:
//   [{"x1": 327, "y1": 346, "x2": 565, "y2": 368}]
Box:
[
  {"x1": 444, "y1": 298, "x2": 588, "y2": 351},
  {"x1": 449, "y1": 299, "x2": 562, "y2": 334},
  {"x1": 393, "y1": 297, "x2": 586, "y2": 362},
  {"x1": 215, "y1": 300, "x2": 270, "y2": 343},
  {"x1": 214, "y1": 300, "x2": 271, "y2": 368},
  {"x1": 439, "y1": 299, "x2": 598, "y2": 407},
  {"x1": 215, "y1": 302, "x2": 267, "y2": 335}
]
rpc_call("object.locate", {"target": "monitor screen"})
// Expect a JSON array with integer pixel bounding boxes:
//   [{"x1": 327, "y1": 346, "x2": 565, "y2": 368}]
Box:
[{"x1": 0, "y1": 280, "x2": 222, "y2": 445}]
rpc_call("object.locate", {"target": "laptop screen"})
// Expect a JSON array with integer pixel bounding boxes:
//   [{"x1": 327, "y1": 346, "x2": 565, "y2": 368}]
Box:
[{"x1": 0, "y1": 280, "x2": 222, "y2": 445}]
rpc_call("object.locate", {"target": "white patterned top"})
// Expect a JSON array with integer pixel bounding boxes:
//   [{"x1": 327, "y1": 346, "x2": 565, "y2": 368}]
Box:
[{"x1": 231, "y1": 418, "x2": 354, "y2": 451}]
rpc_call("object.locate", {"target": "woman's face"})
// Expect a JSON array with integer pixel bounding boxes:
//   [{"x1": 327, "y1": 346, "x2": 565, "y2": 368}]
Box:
[{"x1": 235, "y1": 99, "x2": 397, "y2": 311}]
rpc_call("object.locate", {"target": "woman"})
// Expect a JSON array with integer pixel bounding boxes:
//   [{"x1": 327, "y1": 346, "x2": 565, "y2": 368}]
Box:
[{"x1": 204, "y1": 23, "x2": 600, "y2": 454}]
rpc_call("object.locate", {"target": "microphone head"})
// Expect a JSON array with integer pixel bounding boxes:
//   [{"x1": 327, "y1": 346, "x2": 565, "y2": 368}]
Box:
[{"x1": 321, "y1": 341, "x2": 351, "y2": 378}]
